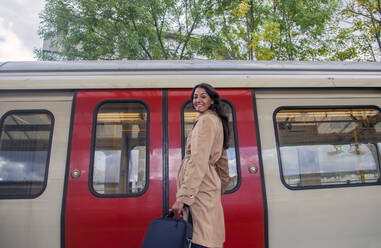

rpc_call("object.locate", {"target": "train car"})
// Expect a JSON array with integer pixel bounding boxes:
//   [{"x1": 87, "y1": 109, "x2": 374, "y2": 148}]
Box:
[{"x1": 0, "y1": 61, "x2": 381, "y2": 248}]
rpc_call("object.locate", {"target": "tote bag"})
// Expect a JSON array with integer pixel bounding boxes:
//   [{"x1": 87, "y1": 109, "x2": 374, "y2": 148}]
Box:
[{"x1": 142, "y1": 211, "x2": 192, "y2": 248}]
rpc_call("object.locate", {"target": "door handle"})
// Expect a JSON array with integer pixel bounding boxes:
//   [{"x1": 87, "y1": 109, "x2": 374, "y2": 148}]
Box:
[
  {"x1": 248, "y1": 165, "x2": 258, "y2": 174},
  {"x1": 71, "y1": 169, "x2": 81, "y2": 179}
]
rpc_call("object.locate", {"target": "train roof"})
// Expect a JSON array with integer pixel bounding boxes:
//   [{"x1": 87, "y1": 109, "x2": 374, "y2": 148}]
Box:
[{"x1": 0, "y1": 60, "x2": 380, "y2": 90}]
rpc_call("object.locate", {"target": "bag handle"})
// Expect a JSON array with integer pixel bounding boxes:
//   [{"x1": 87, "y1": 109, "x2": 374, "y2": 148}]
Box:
[
  {"x1": 166, "y1": 211, "x2": 175, "y2": 218},
  {"x1": 166, "y1": 205, "x2": 192, "y2": 224},
  {"x1": 184, "y1": 204, "x2": 193, "y2": 224}
]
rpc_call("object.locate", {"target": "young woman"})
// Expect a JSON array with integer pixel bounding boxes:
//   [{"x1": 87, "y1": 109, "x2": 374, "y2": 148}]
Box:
[{"x1": 171, "y1": 83, "x2": 231, "y2": 248}]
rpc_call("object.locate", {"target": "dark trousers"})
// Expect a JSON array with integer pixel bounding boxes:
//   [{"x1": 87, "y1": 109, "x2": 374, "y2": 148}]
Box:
[{"x1": 191, "y1": 243, "x2": 207, "y2": 248}]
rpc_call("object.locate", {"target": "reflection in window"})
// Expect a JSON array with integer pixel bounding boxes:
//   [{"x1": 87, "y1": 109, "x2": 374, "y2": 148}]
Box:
[
  {"x1": 183, "y1": 101, "x2": 238, "y2": 191},
  {"x1": 275, "y1": 108, "x2": 381, "y2": 188},
  {"x1": 0, "y1": 111, "x2": 53, "y2": 197},
  {"x1": 92, "y1": 102, "x2": 148, "y2": 195}
]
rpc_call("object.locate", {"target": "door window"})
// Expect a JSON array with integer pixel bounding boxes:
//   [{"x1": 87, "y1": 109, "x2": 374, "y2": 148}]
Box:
[
  {"x1": 275, "y1": 107, "x2": 381, "y2": 188},
  {"x1": 0, "y1": 110, "x2": 54, "y2": 198},
  {"x1": 182, "y1": 100, "x2": 239, "y2": 192},
  {"x1": 91, "y1": 102, "x2": 148, "y2": 196}
]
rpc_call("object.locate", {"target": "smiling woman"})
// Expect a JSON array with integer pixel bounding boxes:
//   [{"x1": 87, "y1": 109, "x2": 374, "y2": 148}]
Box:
[
  {"x1": 171, "y1": 83, "x2": 231, "y2": 248},
  {"x1": 192, "y1": 88, "x2": 214, "y2": 113}
]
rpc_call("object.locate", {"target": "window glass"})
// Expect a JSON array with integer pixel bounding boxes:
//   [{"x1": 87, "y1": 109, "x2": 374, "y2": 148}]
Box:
[
  {"x1": 92, "y1": 102, "x2": 148, "y2": 195},
  {"x1": 183, "y1": 101, "x2": 238, "y2": 192},
  {"x1": 0, "y1": 111, "x2": 53, "y2": 197},
  {"x1": 275, "y1": 108, "x2": 381, "y2": 188}
]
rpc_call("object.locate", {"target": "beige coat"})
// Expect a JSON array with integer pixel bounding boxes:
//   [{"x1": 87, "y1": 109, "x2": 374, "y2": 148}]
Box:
[{"x1": 176, "y1": 110, "x2": 230, "y2": 248}]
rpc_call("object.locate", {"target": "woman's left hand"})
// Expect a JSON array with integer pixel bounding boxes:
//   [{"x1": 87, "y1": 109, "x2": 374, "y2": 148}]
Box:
[{"x1": 170, "y1": 201, "x2": 184, "y2": 215}]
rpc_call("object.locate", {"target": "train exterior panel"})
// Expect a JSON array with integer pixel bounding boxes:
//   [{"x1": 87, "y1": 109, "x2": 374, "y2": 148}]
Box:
[
  {"x1": 256, "y1": 90, "x2": 381, "y2": 248},
  {"x1": 0, "y1": 92, "x2": 73, "y2": 248},
  {"x1": 0, "y1": 61, "x2": 381, "y2": 248}
]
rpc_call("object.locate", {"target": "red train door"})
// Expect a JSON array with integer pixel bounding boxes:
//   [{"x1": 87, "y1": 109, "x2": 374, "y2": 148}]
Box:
[
  {"x1": 168, "y1": 89, "x2": 265, "y2": 247},
  {"x1": 65, "y1": 90, "x2": 163, "y2": 248}
]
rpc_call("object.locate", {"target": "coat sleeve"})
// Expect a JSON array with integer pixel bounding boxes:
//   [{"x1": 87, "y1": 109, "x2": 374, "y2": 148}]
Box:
[
  {"x1": 215, "y1": 149, "x2": 231, "y2": 193},
  {"x1": 176, "y1": 115, "x2": 216, "y2": 205}
]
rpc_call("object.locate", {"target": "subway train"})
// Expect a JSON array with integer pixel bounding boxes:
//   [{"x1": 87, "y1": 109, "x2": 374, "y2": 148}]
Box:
[{"x1": 0, "y1": 61, "x2": 381, "y2": 248}]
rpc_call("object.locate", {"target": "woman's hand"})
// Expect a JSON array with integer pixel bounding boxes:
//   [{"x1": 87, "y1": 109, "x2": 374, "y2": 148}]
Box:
[{"x1": 170, "y1": 201, "x2": 184, "y2": 215}]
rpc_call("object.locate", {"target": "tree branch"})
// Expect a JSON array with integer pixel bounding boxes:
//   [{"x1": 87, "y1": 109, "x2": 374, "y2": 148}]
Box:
[
  {"x1": 179, "y1": 1, "x2": 216, "y2": 59},
  {"x1": 222, "y1": 15, "x2": 237, "y2": 59},
  {"x1": 179, "y1": 16, "x2": 200, "y2": 59},
  {"x1": 130, "y1": 18, "x2": 153, "y2": 60},
  {"x1": 149, "y1": 2, "x2": 168, "y2": 59},
  {"x1": 375, "y1": 30, "x2": 381, "y2": 52},
  {"x1": 344, "y1": 8, "x2": 380, "y2": 23}
]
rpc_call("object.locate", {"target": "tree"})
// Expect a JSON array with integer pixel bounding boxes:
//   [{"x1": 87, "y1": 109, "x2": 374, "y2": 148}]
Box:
[
  {"x1": 36, "y1": 0, "x2": 380, "y2": 61},
  {"x1": 207, "y1": 0, "x2": 341, "y2": 61},
  {"x1": 36, "y1": 0, "x2": 218, "y2": 60},
  {"x1": 340, "y1": 0, "x2": 381, "y2": 61},
  {"x1": 203, "y1": 0, "x2": 271, "y2": 60}
]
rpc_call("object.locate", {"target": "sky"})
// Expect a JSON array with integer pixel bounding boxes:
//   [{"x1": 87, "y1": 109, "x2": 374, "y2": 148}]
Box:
[{"x1": 0, "y1": 0, "x2": 45, "y2": 62}]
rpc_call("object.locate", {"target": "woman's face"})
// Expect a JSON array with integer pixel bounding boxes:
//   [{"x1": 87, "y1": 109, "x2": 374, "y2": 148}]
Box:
[{"x1": 193, "y1": 87, "x2": 213, "y2": 113}]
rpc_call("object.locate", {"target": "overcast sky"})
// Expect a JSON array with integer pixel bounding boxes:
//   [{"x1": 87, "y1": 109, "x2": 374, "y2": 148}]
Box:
[{"x1": 0, "y1": 0, "x2": 45, "y2": 62}]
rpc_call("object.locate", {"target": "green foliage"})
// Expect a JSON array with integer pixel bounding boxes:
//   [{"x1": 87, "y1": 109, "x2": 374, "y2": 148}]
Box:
[
  {"x1": 339, "y1": 0, "x2": 381, "y2": 61},
  {"x1": 36, "y1": 0, "x2": 381, "y2": 61},
  {"x1": 221, "y1": 0, "x2": 341, "y2": 60},
  {"x1": 200, "y1": 0, "x2": 346, "y2": 60},
  {"x1": 36, "y1": 0, "x2": 218, "y2": 60}
]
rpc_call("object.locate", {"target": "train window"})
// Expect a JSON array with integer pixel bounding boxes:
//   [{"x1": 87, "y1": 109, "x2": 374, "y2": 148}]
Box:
[
  {"x1": 183, "y1": 100, "x2": 239, "y2": 192},
  {"x1": 0, "y1": 111, "x2": 54, "y2": 198},
  {"x1": 91, "y1": 102, "x2": 148, "y2": 196},
  {"x1": 275, "y1": 107, "x2": 381, "y2": 189}
]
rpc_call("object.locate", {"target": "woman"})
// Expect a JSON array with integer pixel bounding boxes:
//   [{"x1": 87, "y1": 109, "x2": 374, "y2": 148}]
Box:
[{"x1": 171, "y1": 83, "x2": 231, "y2": 248}]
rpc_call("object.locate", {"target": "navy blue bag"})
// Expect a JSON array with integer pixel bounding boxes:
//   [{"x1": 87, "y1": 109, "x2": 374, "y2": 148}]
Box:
[{"x1": 142, "y1": 210, "x2": 193, "y2": 248}]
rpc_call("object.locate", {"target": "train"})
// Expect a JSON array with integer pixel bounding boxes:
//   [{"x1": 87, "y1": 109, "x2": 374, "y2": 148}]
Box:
[{"x1": 0, "y1": 60, "x2": 381, "y2": 248}]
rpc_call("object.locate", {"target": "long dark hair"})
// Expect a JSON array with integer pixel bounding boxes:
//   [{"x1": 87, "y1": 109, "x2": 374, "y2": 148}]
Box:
[{"x1": 191, "y1": 83, "x2": 230, "y2": 149}]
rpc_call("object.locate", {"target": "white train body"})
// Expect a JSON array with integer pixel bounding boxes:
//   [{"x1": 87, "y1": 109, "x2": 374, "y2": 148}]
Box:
[{"x1": 0, "y1": 61, "x2": 380, "y2": 248}]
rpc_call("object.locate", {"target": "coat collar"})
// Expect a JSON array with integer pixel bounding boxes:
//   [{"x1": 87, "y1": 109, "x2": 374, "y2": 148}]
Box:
[{"x1": 196, "y1": 109, "x2": 216, "y2": 120}]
